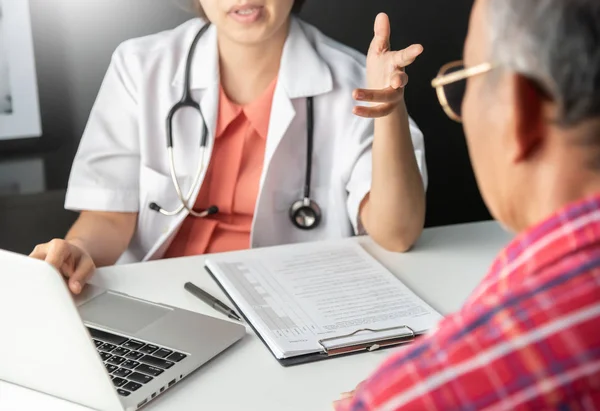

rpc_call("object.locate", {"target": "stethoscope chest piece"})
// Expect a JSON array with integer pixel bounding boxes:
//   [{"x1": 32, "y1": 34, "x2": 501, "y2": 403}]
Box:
[{"x1": 290, "y1": 197, "x2": 322, "y2": 230}]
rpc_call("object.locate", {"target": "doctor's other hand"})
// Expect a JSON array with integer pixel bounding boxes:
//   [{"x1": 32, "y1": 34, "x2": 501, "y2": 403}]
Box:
[
  {"x1": 353, "y1": 12, "x2": 423, "y2": 118},
  {"x1": 30, "y1": 239, "x2": 95, "y2": 295}
]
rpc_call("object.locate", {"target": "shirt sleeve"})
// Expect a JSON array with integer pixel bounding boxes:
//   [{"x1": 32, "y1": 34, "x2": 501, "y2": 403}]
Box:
[
  {"x1": 64, "y1": 43, "x2": 141, "y2": 213},
  {"x1": 344, "y1": 114, "x2": 427, "y2": 235}
]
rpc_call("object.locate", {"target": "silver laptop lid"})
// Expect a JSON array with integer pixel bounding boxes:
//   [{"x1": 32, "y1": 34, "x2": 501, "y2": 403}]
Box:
[{"x1": 0, "y1": 249, "x2": 123, "y2": 411}]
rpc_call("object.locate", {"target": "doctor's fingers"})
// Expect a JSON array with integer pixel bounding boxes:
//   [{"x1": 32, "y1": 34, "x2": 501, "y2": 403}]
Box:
[
  {"x1": 66, "y1": 256, "x2": 96, "y2": 295},
  {"x1": 353, "y1": 79, "x2": 408, "y2": 103},
  {"x1": 31, "y1": 240, "x2": 80, "y2": 283},
  {"x1": 392, "y1": 44, "x2": 424, "y2": 68},
  {"x1": 45, "y1": 239, "x2": 78, "y2": 273},
  {"x1": 369, "y1": 13, "x2": 392, "y2": 54},
  {"x1": 30, "y1": 240, "x2": 66, "y2": 268},
  {"x1": 391, "y1": 70, "x2": 410, "y2": 90},
  {"x1": 353, "y1": 102, "x2": 397, "y2": 118}
]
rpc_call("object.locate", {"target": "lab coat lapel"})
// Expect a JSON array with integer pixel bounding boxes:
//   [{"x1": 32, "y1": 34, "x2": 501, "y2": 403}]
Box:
[
  {"x1": 251, "y1": 19, "x2": 334, "y2": 247},
  {"x1": 264, "y1": 85, "x2": 295, "y2": 172},
  {"x1": 263, "y1": 18, "x2": 333, "y2": 172}
]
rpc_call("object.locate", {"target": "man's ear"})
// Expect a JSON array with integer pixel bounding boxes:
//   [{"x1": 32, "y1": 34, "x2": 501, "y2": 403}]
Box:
[{"x1": 508, "y1": 74, "x2": 546, "y2": 163}]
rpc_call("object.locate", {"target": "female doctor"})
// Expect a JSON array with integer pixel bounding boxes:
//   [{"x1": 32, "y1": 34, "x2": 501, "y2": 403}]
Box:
[{"x1": 31, "y1": 0, "x2": 427, "y2": 295}]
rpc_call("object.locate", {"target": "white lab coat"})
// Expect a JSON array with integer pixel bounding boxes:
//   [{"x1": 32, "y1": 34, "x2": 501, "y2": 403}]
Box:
[{"x1": 65, "y1": 17, "x2": 427, "y2": 264}]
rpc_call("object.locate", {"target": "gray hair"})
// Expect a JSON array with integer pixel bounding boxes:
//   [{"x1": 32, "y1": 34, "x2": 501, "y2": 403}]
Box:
[{"x1": 488, "y1": 0, "x2": 600, "y2": 126}]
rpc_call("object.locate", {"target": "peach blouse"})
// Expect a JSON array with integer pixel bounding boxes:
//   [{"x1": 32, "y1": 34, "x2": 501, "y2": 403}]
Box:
[{"x1": 164, "y1": 78, "x2": 277, "y2": 257}]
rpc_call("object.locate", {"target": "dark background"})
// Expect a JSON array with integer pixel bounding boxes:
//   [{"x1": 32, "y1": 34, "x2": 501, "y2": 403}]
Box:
[{"x1": 0, "y1": 0, "x2": 489, "y2": 254}]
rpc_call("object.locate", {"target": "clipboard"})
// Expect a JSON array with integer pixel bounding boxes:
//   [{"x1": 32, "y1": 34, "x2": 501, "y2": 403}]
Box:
[{"x1": 205, "y1": 265, "x2": 422, "y2": 367}]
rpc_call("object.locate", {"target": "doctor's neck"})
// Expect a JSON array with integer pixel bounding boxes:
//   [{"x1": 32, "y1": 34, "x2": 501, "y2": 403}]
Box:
[{"x1": 217, "y1": 18, "x2": 290, "y2": 105}]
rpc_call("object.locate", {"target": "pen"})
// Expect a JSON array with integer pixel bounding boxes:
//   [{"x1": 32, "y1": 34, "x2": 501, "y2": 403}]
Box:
[{"x1": 184, "y1": 282, "x2": 242, "y2": 322}]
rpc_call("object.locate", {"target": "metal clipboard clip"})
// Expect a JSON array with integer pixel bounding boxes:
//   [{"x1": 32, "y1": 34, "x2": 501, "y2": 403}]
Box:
[{"x1": 317, "y1": 325, "x2": 416, "y2": 357}]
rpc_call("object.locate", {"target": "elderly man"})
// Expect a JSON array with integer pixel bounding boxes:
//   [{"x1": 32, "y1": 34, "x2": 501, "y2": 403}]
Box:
[{"x1": 335, "y1": 0, "x2": 600, "y2": 409}]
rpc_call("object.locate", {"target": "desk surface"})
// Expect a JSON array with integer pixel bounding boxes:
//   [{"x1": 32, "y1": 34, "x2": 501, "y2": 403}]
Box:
[{"x1": 0, "y1": 221, "x2": 512, "y2": 411}]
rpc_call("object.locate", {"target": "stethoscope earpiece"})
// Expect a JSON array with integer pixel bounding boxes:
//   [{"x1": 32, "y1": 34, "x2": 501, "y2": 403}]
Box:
[
  {"x1": 290, "y1": 198, "x2": 322, "y2": 230},
  {"x1": 149, "y1": 202, "x2": 162, "y2": 212}
]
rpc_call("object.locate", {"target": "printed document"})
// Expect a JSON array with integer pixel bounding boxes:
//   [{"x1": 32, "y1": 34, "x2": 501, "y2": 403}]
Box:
[{"x1": 205, "y1": 241, "x2": 443, "y2": 359}]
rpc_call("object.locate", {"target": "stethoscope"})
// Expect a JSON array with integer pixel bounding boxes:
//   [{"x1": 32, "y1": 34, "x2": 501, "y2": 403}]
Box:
[{"x1": 149, "y1": 23, "x2": 321, "y2": 230}]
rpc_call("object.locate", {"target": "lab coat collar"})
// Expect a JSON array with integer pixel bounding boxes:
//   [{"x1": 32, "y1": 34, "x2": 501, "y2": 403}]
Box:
[
  {"x1": 279, "y1": 18, "x2": 333, "y2": 98},
  {"x1": 171, "y1": 18, "x2": 333, "y2": 98}
]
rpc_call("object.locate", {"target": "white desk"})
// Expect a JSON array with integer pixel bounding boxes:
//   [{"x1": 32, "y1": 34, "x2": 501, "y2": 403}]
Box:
[{"x1": 0, "y1": 221, "x2": 512, "y2": 411}]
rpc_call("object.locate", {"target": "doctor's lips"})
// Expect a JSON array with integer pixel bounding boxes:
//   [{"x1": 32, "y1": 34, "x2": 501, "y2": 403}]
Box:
[{"x1": 228, "y1": 3, "x2": 264, "y2": 23}]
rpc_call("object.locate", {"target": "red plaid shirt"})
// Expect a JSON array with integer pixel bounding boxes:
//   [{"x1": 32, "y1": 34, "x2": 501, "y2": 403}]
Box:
[{"x1": 336, "y1": 195, "x2": 600, "y2": 411}]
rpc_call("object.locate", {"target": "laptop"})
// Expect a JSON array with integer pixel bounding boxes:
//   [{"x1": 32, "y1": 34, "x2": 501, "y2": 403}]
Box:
[{"x1": 0, "y1": 248, "x2": 246, "y2": 411}]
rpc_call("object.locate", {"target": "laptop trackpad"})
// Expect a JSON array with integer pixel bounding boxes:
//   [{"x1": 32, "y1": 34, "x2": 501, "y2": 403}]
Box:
[{"x1": 79, "y1": 291, "x2": 171, "y2": 335}]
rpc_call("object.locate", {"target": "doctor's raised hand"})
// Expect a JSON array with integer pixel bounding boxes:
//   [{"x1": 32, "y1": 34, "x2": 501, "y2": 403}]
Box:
[
  {"x1": 354, "y1": 13, "x2": 423, "y2": 117},
  {"x1": 352, "y1": 12, "x2": 426, "y2": 251}
]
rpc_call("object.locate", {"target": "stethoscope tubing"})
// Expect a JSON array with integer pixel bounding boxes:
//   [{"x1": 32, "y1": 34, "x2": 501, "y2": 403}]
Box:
[{"x1": 151, "y1": 22, "x2": 321, "y2": 229}]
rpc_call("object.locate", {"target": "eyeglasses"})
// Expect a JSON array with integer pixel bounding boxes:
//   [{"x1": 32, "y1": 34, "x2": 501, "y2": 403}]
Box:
[{"x1": 431, "y1": 61, "x2": 494, "y2": 122}]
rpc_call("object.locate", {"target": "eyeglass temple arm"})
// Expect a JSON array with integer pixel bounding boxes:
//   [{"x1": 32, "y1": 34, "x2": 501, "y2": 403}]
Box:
[{"x1": 431, "y1": 62, "x2": 494, "y2": 88}]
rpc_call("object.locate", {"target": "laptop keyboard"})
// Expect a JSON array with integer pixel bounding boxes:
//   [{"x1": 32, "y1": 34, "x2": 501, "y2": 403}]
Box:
[{"x1": 87, "y1": 327, "x2": 187, "y2": 397}]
